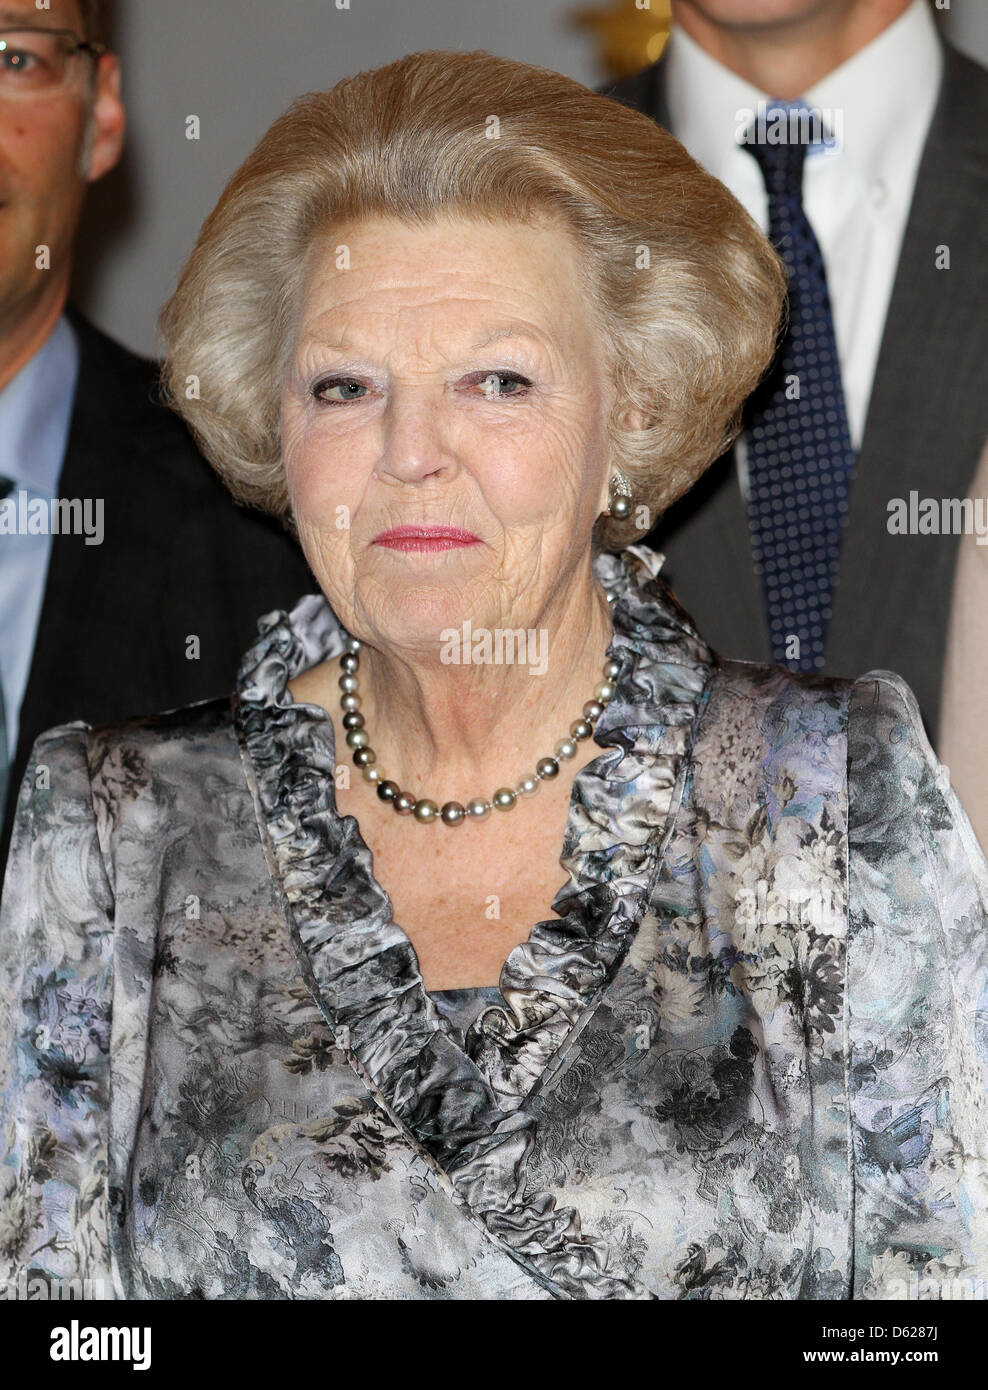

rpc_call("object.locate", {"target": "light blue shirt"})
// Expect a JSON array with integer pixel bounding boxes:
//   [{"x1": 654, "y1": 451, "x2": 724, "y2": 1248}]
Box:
[{"x1": 0, "y1": 315, "x2": 79, "y2": 761}]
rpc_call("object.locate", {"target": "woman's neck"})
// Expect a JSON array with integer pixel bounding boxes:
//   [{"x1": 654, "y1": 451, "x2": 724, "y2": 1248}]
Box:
[{"x1": 302, "y1": 573, "x2": 616, "y2": 804}]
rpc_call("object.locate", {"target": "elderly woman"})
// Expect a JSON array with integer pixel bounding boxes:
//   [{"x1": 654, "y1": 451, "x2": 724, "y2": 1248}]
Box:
[{"x1": 1, "y1": 49, "x2": 987, "y2": 1303}]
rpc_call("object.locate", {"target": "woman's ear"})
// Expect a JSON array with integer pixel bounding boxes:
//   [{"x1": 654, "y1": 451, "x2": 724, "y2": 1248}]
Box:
[{"x1": 618, "y1": 405, "x2": 649, "y2": 431}]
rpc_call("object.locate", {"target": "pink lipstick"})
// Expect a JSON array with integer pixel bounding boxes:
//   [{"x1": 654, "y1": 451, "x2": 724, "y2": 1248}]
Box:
[{"x1": 373, "y1": 526, "x2": 481, "y2": 553}]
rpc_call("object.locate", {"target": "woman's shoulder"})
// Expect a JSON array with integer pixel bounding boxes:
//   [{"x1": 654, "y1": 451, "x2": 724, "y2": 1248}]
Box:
[
  {"x1": 846, "y1": 669, "x2": 988, "y2": 878},
  {"x1": 845, "y1": 667, "x2": 948, "y2": 820},
  {"x1": 695, "y1": 658, "x2": 969, "y2": 831},
  {"x1": 696, "y1": 655, "x2": 987, "y2": 876},
  {"x1": 696, "y1": 656, "x2": 856, "y2": 777},
  {"x1": 706, "y1": 656, "x2": 929, "y2": 734},
  {"x1": 25, "y1": 693, "x2": 239, "y2": 769},
  {"x1": 848, "y1": 666, "x2": 927, "y2": 732},
  {"x1": 10, "y1": 695, "x2": 244, "y2": 865},
  {"x1": 705, "y1": 658, "x2": 953, "y2": 792},
  {"x1": 5, "y1": 692, "x2": 265, "y2": 933}
]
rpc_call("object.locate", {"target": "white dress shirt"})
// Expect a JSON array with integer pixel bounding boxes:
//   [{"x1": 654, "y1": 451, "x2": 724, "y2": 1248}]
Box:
[
  {"x1": 664, "y1": 0, "x2": 943, "y2": 488},
  {"x1": 0, "y1": 315, "x2": 79, "y2": 761}
]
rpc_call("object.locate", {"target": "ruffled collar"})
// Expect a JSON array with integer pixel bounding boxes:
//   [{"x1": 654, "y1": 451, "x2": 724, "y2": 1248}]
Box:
[{"x1": 235, "y1": 545, "x2": 713, "y2": 1179}]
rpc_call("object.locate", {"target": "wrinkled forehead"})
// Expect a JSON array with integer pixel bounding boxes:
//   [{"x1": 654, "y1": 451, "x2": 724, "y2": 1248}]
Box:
[{"x1": 289, "y1": 213, "x2": 606, "y2": 369}]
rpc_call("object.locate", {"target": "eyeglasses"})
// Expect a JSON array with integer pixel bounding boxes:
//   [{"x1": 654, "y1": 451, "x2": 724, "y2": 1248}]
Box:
[{"x1": 0, "y1": 26, "x2": 106, "y2": 97}]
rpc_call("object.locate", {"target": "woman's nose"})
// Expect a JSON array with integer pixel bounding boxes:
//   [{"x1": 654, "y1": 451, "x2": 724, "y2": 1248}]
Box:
[{"x1": 375, "y1": 387, "x2": 456, "y2": 485}]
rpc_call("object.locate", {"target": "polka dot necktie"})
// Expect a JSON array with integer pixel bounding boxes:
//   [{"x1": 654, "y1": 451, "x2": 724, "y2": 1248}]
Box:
[{"x1": 740, "y1": 103, "x2": 856, "y2": 672}]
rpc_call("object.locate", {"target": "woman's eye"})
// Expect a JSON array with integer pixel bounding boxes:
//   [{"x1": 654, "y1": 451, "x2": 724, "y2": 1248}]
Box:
[
  {"x1": 473, "y1": 371, "x2": 532, "y2": 400},
  {"x1": 310, "y1": 371, "x2": 532, "y2": 404},
  {"x1": 312, "y1": 377, "x2": 369, "y2": 404}
]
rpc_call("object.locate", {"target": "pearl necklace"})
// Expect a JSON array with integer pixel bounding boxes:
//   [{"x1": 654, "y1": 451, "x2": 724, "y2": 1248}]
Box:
[{"x1": 337, "y1": 590, "x2": 621, "y2": 827}]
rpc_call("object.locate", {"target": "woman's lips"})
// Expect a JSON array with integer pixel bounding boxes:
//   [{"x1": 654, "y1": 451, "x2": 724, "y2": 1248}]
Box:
[{"x1": 372, "y1": 526, "x2": 481, "y2": 553}]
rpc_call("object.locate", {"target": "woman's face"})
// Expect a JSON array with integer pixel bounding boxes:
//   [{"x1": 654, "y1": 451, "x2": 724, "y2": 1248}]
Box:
[{"x1": 281, "y1": 214, "x2": 618, "y2": 657}]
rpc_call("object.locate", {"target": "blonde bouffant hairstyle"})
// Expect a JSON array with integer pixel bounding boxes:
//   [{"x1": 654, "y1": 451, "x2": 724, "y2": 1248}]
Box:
[{"x1": 159, "y1": 49, "x2": 786, "y2": 550}]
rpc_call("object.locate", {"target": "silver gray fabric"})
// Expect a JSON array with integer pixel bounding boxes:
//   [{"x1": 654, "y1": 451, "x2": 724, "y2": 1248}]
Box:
[{"x1": 1, "y1": 546, "x2": 987, "y2": 1299}]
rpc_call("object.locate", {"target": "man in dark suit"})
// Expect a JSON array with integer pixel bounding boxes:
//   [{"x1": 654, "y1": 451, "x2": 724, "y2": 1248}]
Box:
[
  {"x1": 0, "y1": 0, "x2": 311, "y2": 865},
  {"x1": 602, "y1": 0, "x2": 987, "y2": 743}
]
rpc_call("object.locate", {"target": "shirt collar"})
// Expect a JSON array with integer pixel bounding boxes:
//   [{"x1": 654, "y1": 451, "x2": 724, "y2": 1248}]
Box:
[
  {"x1": 803, "y1": 0, "x2": 942, "y2": 190},
  {"x1": 665, "y1": 25, "x2": 765, "y2": 185},
  {"x1": 0, "y1": 313, "x2": 79, "y2": 495},
  {"x1": 665, "y1": 0, "x2": 942, "y2": 190}
]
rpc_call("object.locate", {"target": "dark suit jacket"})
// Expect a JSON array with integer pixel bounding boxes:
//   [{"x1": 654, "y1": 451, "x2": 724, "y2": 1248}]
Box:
[
  {"x1": 601, "y1": 38, "x2": 988, "y2": 740},
  {"x1": 1, "y1": 306, "x2": 313, "y2": 864}
]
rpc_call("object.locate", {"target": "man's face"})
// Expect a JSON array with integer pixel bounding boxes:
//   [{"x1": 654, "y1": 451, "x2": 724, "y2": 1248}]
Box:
[{"x1": 0, "y1": 0, "x2": 123, "y2": 324}]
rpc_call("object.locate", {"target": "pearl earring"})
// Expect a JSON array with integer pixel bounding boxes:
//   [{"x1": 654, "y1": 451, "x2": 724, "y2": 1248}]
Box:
[{"x1": 606, "y1": 471, "x2": 633, "y2": 520}]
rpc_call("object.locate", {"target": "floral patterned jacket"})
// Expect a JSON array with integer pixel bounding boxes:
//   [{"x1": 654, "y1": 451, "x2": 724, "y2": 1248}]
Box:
[{"x1": 1, "y1": 544, "x2": 987, "y2": 1301}]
